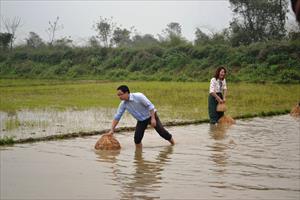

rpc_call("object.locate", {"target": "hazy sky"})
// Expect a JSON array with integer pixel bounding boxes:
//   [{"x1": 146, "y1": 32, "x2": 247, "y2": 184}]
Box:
[{"x1": 0, "y1": 0, "x2": 249, "y2": 45}]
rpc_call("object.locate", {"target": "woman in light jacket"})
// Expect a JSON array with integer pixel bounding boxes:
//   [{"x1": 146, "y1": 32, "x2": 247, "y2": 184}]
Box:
[{"x1": 208, "y1": 67, "x2": 227, "y2": 124}]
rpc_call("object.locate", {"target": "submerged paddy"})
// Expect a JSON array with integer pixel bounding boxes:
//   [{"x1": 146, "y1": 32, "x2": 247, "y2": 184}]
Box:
[
  {"x1": 1, "y1": 115, "x2": 299, "y2": 199},
  {"x1": 1, "y1": 79, "x2": 299, "y2": 116},
  {"x1": 0, "y1": 79, "x2": 299, "y2": 141}
]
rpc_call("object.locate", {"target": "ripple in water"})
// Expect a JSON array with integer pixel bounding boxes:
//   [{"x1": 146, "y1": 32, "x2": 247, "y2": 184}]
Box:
[{"x1": 0, "y1": 115, "x2": 299, "y2": 199}]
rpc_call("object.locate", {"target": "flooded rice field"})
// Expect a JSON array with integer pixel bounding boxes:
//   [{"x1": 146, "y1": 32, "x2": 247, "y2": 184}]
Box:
[
  {"x1": 0, "y1": 115, "x2": 299, "y2": 199},
  {"x1": 0, "y1": 108, "x2": 137, "y2": 140}
]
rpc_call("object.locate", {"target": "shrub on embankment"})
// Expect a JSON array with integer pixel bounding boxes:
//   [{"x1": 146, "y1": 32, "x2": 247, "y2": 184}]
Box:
[{"x1": 1, "y1": 39, "x2": 299, "y2": 83}]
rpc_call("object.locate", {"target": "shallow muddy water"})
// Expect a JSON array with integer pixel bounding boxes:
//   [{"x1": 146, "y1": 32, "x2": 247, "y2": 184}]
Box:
[{"x1": 1, "y1": 115, "x2": 299, "y2": 199}]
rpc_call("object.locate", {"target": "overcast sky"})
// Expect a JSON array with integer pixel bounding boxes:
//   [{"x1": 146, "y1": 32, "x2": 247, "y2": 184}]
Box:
[{"x1": 0, "y1": 0, "x2": 296, "y2": 46}]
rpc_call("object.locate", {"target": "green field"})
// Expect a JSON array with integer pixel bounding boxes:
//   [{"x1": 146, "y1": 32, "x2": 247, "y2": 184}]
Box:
[{"x1": 1, "y1": 79, "x2": 299, "y2": 121}]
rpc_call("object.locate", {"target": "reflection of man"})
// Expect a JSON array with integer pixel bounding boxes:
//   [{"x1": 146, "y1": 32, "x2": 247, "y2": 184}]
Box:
[
  {"x1": 291, "y1": 0, "x2": 300, "y2": 22},
  {"x1": 96, "y1": 145, "x2": 174, "y2": 199},
  {"x1": 107, "y1": 85, "x2": 175, "y2": 148},
  {"x1": 122, "y1": 146, "x2": 173, "y2": 199}
]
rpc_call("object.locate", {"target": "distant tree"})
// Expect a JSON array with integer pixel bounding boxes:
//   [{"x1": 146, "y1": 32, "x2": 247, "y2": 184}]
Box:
[
  {"x1": 160, "y1": 22, "x2": 187, "y2": 46},
  {"x1": 210, "y1": 29, "x2": 230, "y2": 44},
  {"x1": 2, "y1": 16, "x2": 22, "y2": 50},
  {"x1": 93, "y1": 16, "x2": 116, "y2": 47},
  {"x1": 163, "y1": 22, "x2": 181, "y2": 40},
  {"x1": 229, "y1": 0, "x2": 288, "y2": 46},
  {"x1": 194, "y1": 27, "x2": 230, "y2": 45},
  {"x1": 53, "y1": 36, "x2": 73, "y2": 48},
  {"x1": 164, "y1": 22, "x2": 182, "y2": 38},
  {"x1": 111, "y1": 27, "x2": 132, "y2": 47},
  {"x1": 46, "y1": 16, "x2": 64, "y2": 46},
  {"x1": 194, "y1": 28, "x2": 210, "y2": 45},
  {"x1": 88, "y1": 36, "x2": 100, "y2": 48},
  {"x1": 131, "y1": 34, "x2": 159, "y2": 47},
  {"x1": 26, "y1": 32, "x2": 45, "y2": 48},
  {"x1": 229, "y1": 21, "x2": 252, "y2": 46},
  {"x1": 0, "y1": 32, "x2": 13, "y2": 51}
]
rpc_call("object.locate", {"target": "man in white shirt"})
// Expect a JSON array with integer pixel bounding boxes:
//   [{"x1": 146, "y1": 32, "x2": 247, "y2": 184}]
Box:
[{"x1": 107, "y1": 85, "x2": 175, "y2": 148}]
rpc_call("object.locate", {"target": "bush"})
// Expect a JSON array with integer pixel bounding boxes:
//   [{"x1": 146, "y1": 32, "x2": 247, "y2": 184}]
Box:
[
  {"x1": 14, "y1": 60, "x2": 34, "y2": 75},
  {"x1": 105, "y1": 69, "x2": 129, "y2": 80},
  {"x1": 0, "y1": 39, "x2": 299, "y2": 83},
  {"x1": 128, "y1": 50, "x2": 158, "y2": 71},
  {"x1": 266, "y1": 54, "x2": 289, "y2": 65},
  {"x1": 163, "y1": 51, "x2": 189, "y2": 70},
  {"x1": 277, "y1": 69, "x2": 300, "y2": 83},
  {"x1": 67, "y1": 65, "x2": 89, "y2": 77}
]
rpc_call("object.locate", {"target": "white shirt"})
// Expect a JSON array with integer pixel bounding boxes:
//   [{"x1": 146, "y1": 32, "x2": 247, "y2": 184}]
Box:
[
  {"x1": 114, "y1": 93, "x2": 155, "y2": 121},
  {"x1": 209, "y1": 78, "x2": 227, "y2": 93}
]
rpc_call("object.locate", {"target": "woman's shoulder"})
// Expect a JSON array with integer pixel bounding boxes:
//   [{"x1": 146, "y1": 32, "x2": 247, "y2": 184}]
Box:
[{"x1": 210, "y1": 77, "x2": 216, "y2": 82}]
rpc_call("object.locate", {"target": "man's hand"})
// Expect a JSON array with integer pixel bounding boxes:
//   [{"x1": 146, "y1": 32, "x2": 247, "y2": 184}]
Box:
[
  {"x1": 149, "y1": 109, "x2": 156, "y2": 128},
  {"x1": 106, "y1": 130, "x2": 114, "y2": 136},
  {"x1": 151, "y1": 117, "x2": 156, "y2": 128},
  {"x1": 107, "y1": 119, "x2": 119, "y2": 136}
]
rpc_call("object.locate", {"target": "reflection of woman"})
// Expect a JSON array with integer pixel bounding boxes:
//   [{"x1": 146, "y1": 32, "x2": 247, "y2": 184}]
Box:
[
  {"x1": 209, "y1": 123, "x2": 228, "y2": 140},
  {"x1": 208, "y1": 67, "x2": 227, "y2": 124},
  {"x1": 208, "y1": 124, "x2": 230, "y2": 175}
]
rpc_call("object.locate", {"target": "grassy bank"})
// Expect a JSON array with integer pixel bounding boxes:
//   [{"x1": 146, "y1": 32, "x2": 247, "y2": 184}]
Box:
[
  {"x1": 1, "y1": 39, "x2": 300, "y2": 83},
  {"x1": 1, "y1": 79, "x2": 299, "y2": 120}
]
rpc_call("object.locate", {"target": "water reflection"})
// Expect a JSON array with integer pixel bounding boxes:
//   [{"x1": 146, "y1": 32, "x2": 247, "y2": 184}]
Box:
[
  {"x1": 209, "y1": 124, "x2": 229, "y2": 175},
  {"x1": 2, "y1": 115, "x2": 300, "y2": 199},
  {"x1": 94, "y1": 149, "x2": 121, "y2": 164},
  {"x1": 121, "y1": 146, "x2": 173, "y2": 200},
  {"x1": 209, "y1": 124, "x2": 229, "y2": 140},
  {"x1": 94, "y1": 149, "x2": 121, "y2": 185},
  {"x1": 94, "y1": 146, "x2": 173, "y2": 200}
]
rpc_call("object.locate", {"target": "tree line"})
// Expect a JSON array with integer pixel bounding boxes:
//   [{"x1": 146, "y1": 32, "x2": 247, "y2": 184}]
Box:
[
  {"x1": 1, "y1": 0, "x2": 299, "y2": 50},
  {"x1": 0, "y1": 0, "x2": 299, "y2": 83}
]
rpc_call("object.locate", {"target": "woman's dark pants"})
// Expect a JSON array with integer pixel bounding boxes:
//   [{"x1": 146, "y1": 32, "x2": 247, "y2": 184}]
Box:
[{"x1": 208, "y1": 93, "x2": 224, "y2": 124}]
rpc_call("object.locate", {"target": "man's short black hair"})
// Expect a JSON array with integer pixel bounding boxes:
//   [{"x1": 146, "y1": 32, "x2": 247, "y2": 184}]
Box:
[{"x1": 117, "y1": 85, "x2": 130, "y2": 93}]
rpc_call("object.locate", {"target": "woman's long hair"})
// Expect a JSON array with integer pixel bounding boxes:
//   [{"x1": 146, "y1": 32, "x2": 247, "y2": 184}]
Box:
[{"x1": 214, "y1": 67, "x2": 227, "y2": 80}]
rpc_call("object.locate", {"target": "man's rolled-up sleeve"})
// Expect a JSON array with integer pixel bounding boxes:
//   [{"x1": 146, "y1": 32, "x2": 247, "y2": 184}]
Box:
[{"x1": 139, "y1": 93, "x2": 155, "y2": 111}]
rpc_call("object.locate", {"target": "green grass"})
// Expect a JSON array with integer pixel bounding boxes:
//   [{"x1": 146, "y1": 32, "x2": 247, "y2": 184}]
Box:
[
  {"x1": 4, "y1": 118, "x2": 49, "y2": 131},
  {"x1": 4, "y1": 117, "x2": 21, "y2": 131},
  {"x1": 0, "y1": 136, "x2": 15, "y2": 145},
  {"x1": 0, "y1": 79, "x2": 299, "y2": 121}
]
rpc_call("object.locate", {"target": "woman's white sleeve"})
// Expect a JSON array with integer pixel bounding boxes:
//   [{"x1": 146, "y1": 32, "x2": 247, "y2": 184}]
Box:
[{"x1": 209, "y1": 78, "x2": 215, "y2": 93}]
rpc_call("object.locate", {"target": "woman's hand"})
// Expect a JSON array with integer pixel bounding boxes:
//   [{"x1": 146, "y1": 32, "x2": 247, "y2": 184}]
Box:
[{"x1": 217, "y1": 97, "x2": 224, "y2": 104}]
